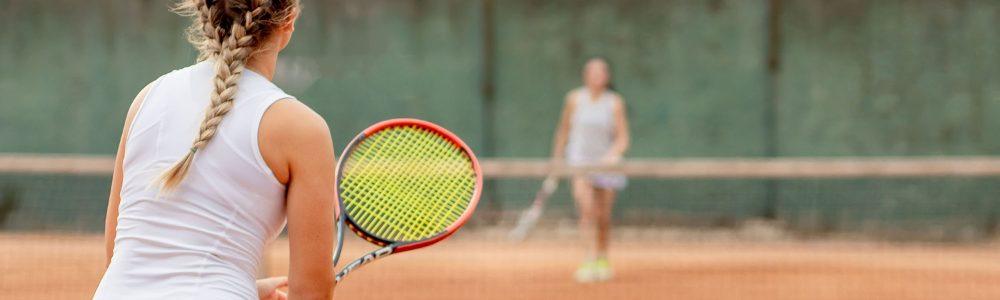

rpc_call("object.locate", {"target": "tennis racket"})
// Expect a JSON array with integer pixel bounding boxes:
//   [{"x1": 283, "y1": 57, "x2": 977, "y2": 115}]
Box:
[
  {"x1": 507, "y1": 175, "x2": 558, "y2": 241},
  {"x1": 332, "y1": 118, "x2": 482, "y2": 282}
]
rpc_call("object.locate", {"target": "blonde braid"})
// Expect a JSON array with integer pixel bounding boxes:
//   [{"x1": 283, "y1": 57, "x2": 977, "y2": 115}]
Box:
[
  {"x1": 196, "y1": 3, "x2": 224, "y2": 60},
  {"x1": 159, "y1": 0, "x2": 277, "y2": 191},
  {"x1": 174, "y1": 0, "x2": 222, "y2": 61}
]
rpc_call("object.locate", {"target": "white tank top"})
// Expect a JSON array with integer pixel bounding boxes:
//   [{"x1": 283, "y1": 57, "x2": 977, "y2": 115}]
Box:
[
  {"x1": 94, "y1": 61, "x2": 292, "y2": 299},
  {"x1": 565, "y1": 87, "x2": 618, "y2": 165}
]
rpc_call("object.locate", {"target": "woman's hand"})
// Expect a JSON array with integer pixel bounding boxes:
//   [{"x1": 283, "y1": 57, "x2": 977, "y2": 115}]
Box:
[{"x1": 257, "y1": 277, "x2": 289, "y2": 300}]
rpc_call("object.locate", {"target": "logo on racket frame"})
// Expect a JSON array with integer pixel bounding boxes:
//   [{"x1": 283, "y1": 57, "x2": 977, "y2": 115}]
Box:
[{"x1": 336, "y1": 246, "x2": 393, "y2": 281}]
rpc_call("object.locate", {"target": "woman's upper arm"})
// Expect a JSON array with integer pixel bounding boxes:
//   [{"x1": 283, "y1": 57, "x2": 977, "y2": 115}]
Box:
[
  {"x1": 259, "y1": 99, "x2": 336, "y2": 299},
  {"x1": 552, "y1": 92, "x2": 577, "y2": 157},
  {"x1": 612, "y1": 96, "x2": 630, "y2": 150},
  {"x1": 558, "y1": 91, "x2": 577, "y2": 133},
  {"x1": 106, "y1": 82, "x2": 155, "y2": 266}
]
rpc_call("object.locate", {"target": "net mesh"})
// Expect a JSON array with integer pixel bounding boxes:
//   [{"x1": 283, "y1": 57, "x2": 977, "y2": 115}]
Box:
[
  {"x1": 5, "y1": 155, "x2": 1000, "y2": 299},
  {"x1": 339, "y1": 126, "x2": 477, "y2": 242}
]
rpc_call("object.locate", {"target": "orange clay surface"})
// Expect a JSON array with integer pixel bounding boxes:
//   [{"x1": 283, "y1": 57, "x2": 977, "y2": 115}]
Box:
[{"x1": 4, "y1": 232, "x2": 1000, "y2": 299}]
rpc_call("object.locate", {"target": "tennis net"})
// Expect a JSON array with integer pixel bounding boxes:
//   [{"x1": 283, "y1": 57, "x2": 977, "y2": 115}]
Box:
[
  {"x1": 4, "y1": 154, "x2": 1000, "y2": 298},
  {"x1": 4, "y1": 154, "x2": 1000, "y2": 236}
]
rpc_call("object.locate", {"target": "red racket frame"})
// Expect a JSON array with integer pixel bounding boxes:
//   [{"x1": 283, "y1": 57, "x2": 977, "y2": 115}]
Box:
[{"x1": 332, "y1": 118, "x2": 482, "y2": 281}]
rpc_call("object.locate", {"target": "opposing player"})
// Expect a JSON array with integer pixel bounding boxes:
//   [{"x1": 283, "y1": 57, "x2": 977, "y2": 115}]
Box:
[
  {"x1": 95, "y1": 1, "x2": 336, "y2": 299},
  {"x1": 551, "y1": 57, "x2": 631, "y2": 283}
]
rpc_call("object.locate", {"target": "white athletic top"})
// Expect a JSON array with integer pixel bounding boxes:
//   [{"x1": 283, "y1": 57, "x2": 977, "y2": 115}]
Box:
[
  {"x1": 94, "y1": 61, "x2": 292, "y2": 299},
  {"x1": 565, "y1": 87, "x2": 618, "y2": 164},
  {"x1": 565, "y1": 88, "x2": 627, "y2": 190}
]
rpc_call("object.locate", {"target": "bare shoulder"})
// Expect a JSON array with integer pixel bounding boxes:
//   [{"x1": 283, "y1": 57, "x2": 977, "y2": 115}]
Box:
[
  {"x1": 608, "y1": 92, "x2": 625, "y2": 109},
  {"x1": 564, "y1": 89, "x2": 580, "y2": 108},
  {"x1": 259, "y1": 98, "x2": 334, "y2": 183},
  {"x1": 262, "y1": 98, "x2": 330, "y2": 139},
  {"x1": 566, "y1": 88, "x2": 583, "y2": 101},
  {"x1": 608, "y1": 90, "x2": 624, "y2": 101},
  {"x1": 122, "y1": 81, "x2": 157, "y2": 136},
  {"x1": 130, "y1": 81, "x2": 156, "y2": 111}
]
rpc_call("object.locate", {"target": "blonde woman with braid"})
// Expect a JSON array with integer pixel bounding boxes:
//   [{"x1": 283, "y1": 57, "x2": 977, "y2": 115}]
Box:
[{"x1": 94, "y1": 1, "x2": 336, "y2": 299}]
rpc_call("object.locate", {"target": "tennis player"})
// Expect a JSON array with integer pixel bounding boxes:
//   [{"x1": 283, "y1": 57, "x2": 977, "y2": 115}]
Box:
[
  {"x1": 551, "y1": 57, "x2": 631, "y2": 283},
  {"x1": 94, "y1": 1, "x2": 336, "y2": 299}
]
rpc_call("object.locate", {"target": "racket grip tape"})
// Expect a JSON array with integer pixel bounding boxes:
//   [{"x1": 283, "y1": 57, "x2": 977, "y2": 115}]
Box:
[{"x1": 334, "y1": 245, "x2": 395, "y2": 282}]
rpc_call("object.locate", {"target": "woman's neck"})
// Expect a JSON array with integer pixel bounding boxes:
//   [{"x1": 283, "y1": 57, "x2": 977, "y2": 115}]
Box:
[
  {"x1": 587, "y1": 87, "x2": 606, "y2": 100},
  {"x1": 246, "y1": 50, "x2": 279, "y2": 80}
]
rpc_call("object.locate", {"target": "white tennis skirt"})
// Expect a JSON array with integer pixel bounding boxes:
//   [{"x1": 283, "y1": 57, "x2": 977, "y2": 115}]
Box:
[{"x1": 566, "y1": 157, "x2": 628, "y2": 191}]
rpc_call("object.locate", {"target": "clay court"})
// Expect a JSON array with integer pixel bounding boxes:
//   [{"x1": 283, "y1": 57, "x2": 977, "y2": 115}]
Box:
[{"x1": 4, "y1": 233, "x2": 1000, "y2": 299}]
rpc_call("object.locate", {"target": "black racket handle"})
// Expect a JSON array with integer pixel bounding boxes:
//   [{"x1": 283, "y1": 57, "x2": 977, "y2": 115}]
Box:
[
  {"x1": 334, "y1": 245, "x2": 395, "y2": 282},
  {"x1": 332, "y1": 216, "x2": 346, "y2": 267}
]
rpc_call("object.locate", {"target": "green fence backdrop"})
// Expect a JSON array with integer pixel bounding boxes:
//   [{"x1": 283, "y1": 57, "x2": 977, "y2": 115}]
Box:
[{"x1": 1, "y1": 0, "x2": 999, "y2": 239}]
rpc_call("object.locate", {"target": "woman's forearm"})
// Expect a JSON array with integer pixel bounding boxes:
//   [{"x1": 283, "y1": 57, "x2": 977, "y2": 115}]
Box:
[
  {"x1": 608, "y1": 136, "x2": 629, "y2": 158},
  {"x1": 551, "y1": 134, "x2": 567, "y2": 160}
]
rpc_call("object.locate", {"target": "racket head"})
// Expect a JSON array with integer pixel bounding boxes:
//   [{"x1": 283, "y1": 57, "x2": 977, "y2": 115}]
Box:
[
  {"x1": 541, "y1": 175, "x2": 558, "y2": 195},
  {"x1": 507, "y1": 177, "x2": 555, "y2": 241},
  {"x1": 335, "y1": 118, "x2": 482, "y2": 252}
]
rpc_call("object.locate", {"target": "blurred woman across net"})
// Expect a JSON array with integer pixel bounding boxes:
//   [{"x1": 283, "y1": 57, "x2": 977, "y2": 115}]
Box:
[
  {"x1": 551, "y1": 57, "x2": 631, "y2": 283},
  {"x1": 95, "y1": 1, "x2": 336, "y2": 299}
]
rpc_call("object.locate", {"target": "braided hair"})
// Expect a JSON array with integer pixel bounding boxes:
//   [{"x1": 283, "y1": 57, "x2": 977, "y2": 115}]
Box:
[{"x1": 159, "y1": 0, "x2": 299, "y2": 191}]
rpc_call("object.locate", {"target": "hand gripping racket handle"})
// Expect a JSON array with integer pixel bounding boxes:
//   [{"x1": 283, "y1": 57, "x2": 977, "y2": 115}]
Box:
[{"x1": 334, "y1": 245, "x2": 395, "y2": 282}]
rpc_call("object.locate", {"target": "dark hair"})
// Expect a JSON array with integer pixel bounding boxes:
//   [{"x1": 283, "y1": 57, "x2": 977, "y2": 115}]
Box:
[{"x1": 587, "y1": 56, "x2": 630, "y2": 115}]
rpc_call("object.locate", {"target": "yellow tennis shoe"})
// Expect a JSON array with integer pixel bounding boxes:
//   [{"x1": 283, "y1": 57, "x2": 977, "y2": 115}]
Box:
[
  {"x1": 593, "y1": 258, "x2": 614, "y2": 282},
  {"x1": 574, "y1": 260, "x2": 597, "y2": 283}
]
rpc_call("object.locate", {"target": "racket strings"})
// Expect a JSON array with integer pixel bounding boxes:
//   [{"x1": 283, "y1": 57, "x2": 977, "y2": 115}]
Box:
[
  {"x1": 365, "y1": 127, "x2": 471, "y2": 239},
  {"x1": 340, "y1": 125, "x2": 476, "y2": 242},
  {"x1": 342, "y1": 131, "x2": 412, "y2": 236}
]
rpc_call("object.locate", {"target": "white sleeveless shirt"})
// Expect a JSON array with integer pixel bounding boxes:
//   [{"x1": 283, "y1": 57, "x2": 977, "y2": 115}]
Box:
[
  {"x1": 94, "y1": 61, "x2": 291, "y2": 299},
  {"x1": 565, "y1": 88, "x2": 618, "y2": 164},
  {"x1": 565, "y1": 88, "x2": 627, "y2": 190}
]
